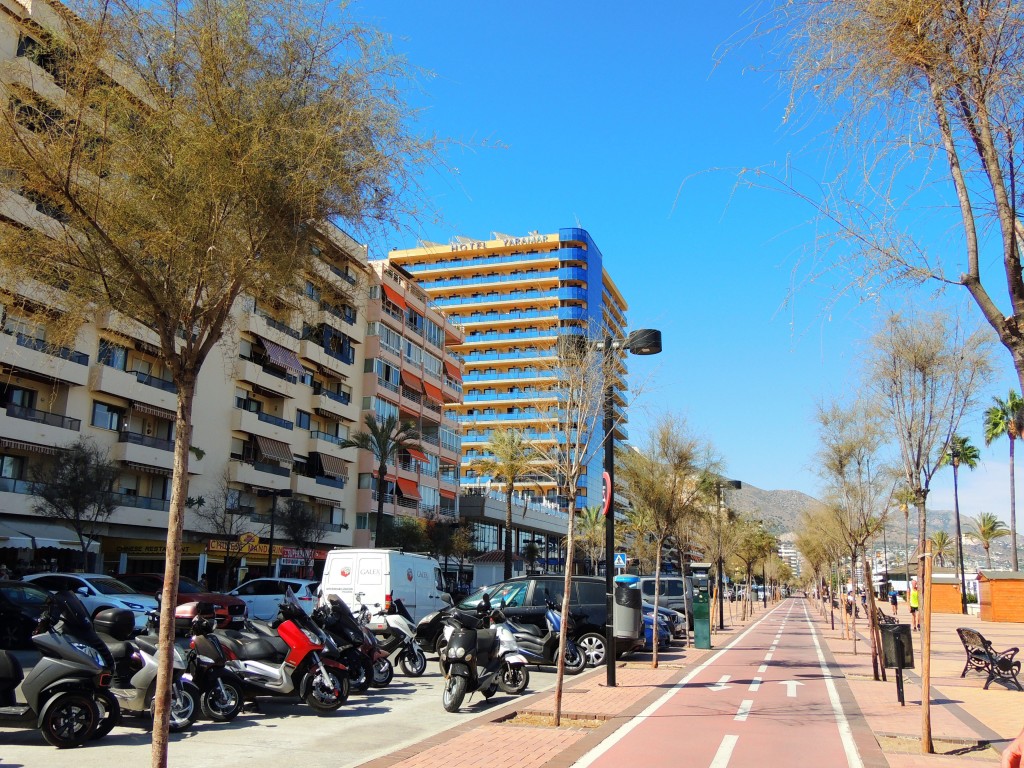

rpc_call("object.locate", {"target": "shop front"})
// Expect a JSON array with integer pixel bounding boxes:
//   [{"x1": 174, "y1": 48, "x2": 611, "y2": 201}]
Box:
[
  {"x1": 104, "y1": 536, "x2": 207, "y2": 578},
  {"x1": 204, "y1": 537, "x2": 330, "y2": 590}
]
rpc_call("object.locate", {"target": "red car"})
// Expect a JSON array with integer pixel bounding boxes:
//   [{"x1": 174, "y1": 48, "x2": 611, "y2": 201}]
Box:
[{"x1": 117, "y1": 573, "x2": 247, "y2": 628}]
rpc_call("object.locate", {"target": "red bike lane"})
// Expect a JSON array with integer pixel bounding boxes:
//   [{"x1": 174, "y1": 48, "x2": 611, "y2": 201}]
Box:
[{"x1": 576, "y1": 600, "x2": 882, "y2": 768}]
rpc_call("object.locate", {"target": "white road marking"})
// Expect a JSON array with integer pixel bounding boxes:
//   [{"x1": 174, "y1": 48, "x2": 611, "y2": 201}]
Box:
[
  {"x1": 778, "y1": 680, "x2": 804, "y2": 697},
  {"x1": 758, "y1": 664, "x2": 768, "y2": 673},
  {"x1": 735, "y1": 700, "x2": 753, "y2": 721},
  {"x1": 803, "y1": 602, "x2": 864, "y2": 768},
  {"x1": 749, "y1": 677, "x2": 762, "y2": 692},
  {"x1": 571, "y1": 603, "x2": 783, "y2": 768},
  {"x1": 764, "y1": 652, "x2": 773, "y2": 661},
  {"x1": 710, "y1": 735, "x2": 739, "y2": 768},
  {"x1": 708, "y1": 675, "x2": 732, "y2": 692}
]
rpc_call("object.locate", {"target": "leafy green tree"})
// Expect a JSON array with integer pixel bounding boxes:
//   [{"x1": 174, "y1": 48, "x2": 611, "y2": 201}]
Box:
[
  {"x1": 929, "y1": 530, "x2": 954, "y2": 568},
  {"x1": 940, "y1": 434, "x2": 980, "y2": 611},
  {"x1": 967, "y1": 512, "x2": 1011, "y2": 569},
  {"x1": 984, "y1": 391, "x2": 1024, "y2": 571},
  {"x1": 573, "y1": 506, "x2": 606, "y2": 576},
  {"x1": 29, "y1": 438, "x2": 119, "y2": 569},
  {"x1": 470, "y1": 428, "x2": 544, "y2": 579},
  {"x1": 378, "y1": 515, "x2": 429, "y2": 552},
  {"x1": 339, "y1": 413, "x2": 421, "y2": 545}
]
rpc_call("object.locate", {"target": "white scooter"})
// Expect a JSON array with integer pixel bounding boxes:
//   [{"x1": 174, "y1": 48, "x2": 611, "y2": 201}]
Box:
[{"x1": 355, "y1": 594, "x2": 427, "y2": 677}]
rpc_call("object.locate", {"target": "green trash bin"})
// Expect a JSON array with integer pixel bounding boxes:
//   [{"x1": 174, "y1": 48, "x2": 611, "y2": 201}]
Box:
[{"x1": 690, "y1": 563, "x2": 712, "y2": 649}]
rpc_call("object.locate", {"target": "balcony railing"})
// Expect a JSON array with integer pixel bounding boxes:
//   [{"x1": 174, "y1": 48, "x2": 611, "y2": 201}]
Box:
[
  {"x1": 257, "y1": 412, "x2": 294, "y2": 430},
  {"x1": 418, "y1": 270, "x2": 560, "y2": 289},
  {"x1": 118, "y1": 430, "x2": 174, "y2": 452},
  {"x1": 309, "y1": 430, "x2": 344, "y2": 446},
  {"x1": 13, "y1": 333, "x2": 89, "y2": 365},
  {"x1": 464, "y1": 369, "x2": 553, "y2": 382},
  {"x1": 463, "y1": 328, "x2": 558, "y2": 344},
  {"x1": 6, "y1": 404, "x2": 81, "y2": 431},
  {"x1": 133, "y1": 370, "x2": 178, "y2": 393},
  {"x1": 448, "y1": 306, "x2": 586, "y2": 326},
  {"x1": 313, "y1": 386, "x2": 351, "y2": 405},
  {"x1": 378, "y1": 378, "x2": 399, "y2": 395},
  {"x1": 401, "y1": 387, "x2": 422, "y2": 405},
  {"x1": 314, "y1": 474, "x2": 345, "y2": 488},
  {"x1": 463, "y1": 391, "x2": 554, "y2": 402},
  {"x1": 253, "y1": 461, "x2": 290, "y2": 477},
  {"x1": 254, "y1": 308, "x2": 301, "y2": 339},
  {"x1": 420, "y1": 433, "x2": 439, "y2": 446},
  {"x1": 464, "y1": 349, "x2": 558, "y2": 362},
  {"x1": 328, "y1": 263, "x2": 358, "y2": 285},
  {"x1": 108, "y1": 492, "x2": 170, "y2": 511},
  {"x1": 404, "y1": 250, "x2": 558, "y2": 273}
]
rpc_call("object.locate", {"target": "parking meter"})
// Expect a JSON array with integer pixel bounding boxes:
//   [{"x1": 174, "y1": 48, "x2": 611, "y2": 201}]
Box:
[{"x1": 690, "y1": 562, "x2": 712, "y2": 649}]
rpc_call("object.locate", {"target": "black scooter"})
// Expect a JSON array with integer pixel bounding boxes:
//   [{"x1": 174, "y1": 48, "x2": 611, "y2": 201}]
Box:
[
  {"x1": 0, "y1": 591, "x2": 115, "y2": 748},
  {"x1": 175, "y1": 602, "x2": 245, "y2": 721},
  {"x1": 505, "y1": 603, "x2": 586, "y2": 675},
  {"x1": 312, "y1": 596, "x2": 375, "y2": 693}
]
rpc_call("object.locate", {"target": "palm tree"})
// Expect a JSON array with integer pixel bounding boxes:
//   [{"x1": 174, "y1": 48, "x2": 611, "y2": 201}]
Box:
[
  {"x1": 470, "y1": 428, "x2": 543, "y2": 579},
  {"x1": 966, "y1": 512, "x2": 1011, "y2": 569},
  {"x1": 940, "y1": 434, "x2": 980, "y2": 612},
  {"x1": 983, "y1": 391, "x2": 1024, "y2": 571},
  {"x1": 574, "y1": 505, "x2": 605, "y2": 575},
  {"x1": 338, "y1": 413, "x2": 420, "y2": 546},
  {"x1": 929, "y1": 530, "x2": 955, "y2": 567}
]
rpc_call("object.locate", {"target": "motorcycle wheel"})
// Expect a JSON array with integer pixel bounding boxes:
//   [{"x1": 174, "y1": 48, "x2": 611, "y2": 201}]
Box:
[
  {"x1": 302, "y1": 669, "x2": 348, "y2": 715},
  {"x1": 370, "y1": 658, "x2": 393, "y2": 687},
  {"x1": 162, "y1": 680, "x2": 200, "y2": 733},
  {"x1": 200, "y1": 677, "x2": 243, "y2": 722},
  {"x1": 399, "y1": 645, "x2": 427, "y2": 677},
  {"x1": 441, "y1": 675, "x2": 467, "y2": 713},
  {"x1": 497, "y1": 663, "x2": 529, "y2": 695},
  {"x1": 90, "y1": 688, "x2": 121, "y2": 741},
  {"x1": 562, "y1": 642, "x2": 587, "y2": 676},
  {"x1": 349, "y1": 654, "x2": 372, "y2": 693},
  {"x1": 40, "y1": 691, "x2": 99, "y2": 748}
]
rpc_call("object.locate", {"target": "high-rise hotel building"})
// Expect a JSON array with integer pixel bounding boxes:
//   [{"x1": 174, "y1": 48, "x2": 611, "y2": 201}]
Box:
[{"x1": 387, "y1": 228, "x2": 629, "y2": 514}]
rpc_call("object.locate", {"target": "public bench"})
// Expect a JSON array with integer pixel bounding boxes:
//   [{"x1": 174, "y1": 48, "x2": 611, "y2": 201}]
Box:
[
  {"x1": 876, "y1": 606, "x2": 898, "y2": 626},
  {"x1": 956, "y1": 627, "x2": 1023, "y2": 691}
]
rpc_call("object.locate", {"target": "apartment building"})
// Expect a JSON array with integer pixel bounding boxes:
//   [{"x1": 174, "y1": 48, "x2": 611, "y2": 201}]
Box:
[
  {"x1": 357, "y1": 262, "x2": 464, "y2": 538},
  {"x1": 386, "y1": 228, "x2": 629, "y2": 556},
  {"x1": 0, "y1": 0, "x2": 384, "y2": 583}
]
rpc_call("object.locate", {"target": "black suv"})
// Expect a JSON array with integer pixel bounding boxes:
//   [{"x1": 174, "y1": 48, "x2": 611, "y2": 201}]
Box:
[{"x1": 455, "y1": 575, "x2": 644, "y2": 667}]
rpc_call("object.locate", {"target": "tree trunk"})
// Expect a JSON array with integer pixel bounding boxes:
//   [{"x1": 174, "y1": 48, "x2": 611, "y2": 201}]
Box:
[
  {"x1": 850, "y1": 549, "x2": 858, "y2": 655},
  {"x1": 504, "y1": 486, "x2": 514, "y2": 580},
  {"x1": 553, "y1": 499, "x2": 577, "y2": 727},
  {"x1": 916, "y1": 491, "x2": 929, "y2": 594},
  {"x1": 652, "y1": 543, "x2": 662, "y2": 669},
  {"x1": 864, "y1": 550, "x2": 885, "y2": 682},
  {"x1": 151, "y1": 379, "x2": 194, "y2": 768},
  {"x1": 375, "y1": 459, "x2": 387, "y2": 545},
  {"x1": 1011, "y1": 438, "x2": 1019, "y2": 571}
]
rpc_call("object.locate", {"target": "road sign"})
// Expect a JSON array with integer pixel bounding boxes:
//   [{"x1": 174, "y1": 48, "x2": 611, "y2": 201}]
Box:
[{"x1": 613, "y1": 552, "x2": 628, "y2": 569}]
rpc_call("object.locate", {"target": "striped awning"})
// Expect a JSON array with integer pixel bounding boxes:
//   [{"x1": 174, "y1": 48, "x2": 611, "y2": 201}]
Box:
[
  {"x1": 0, "y1": 438, "x2": 61, "y2": 456},
  {"x1": 318, "y1": 453, "x2": 350, "y2": 479},
  {"x1": 422, "y1": 381, "x2": 443, "y2": 403},
  {"x1": 400, "y1": 370, "x2": 423, "y2": 392},
  {"x1": 439, "y1": 488, "x2": 457, "y2": 500},
  {"x1": 406, "y1": 447, "x2": 428, "y2": 463},
  {"x1": 132, "y1": 402, "x2": 177, "y2": 421},
  {"x1": 258, "y1": 336, "x2": 304, "y2": 375},
  {"x1": 256, "y1": 435, "x2": 294, "y2": 464},
  {"x1": 122, "y1": 461, "x2": 173, "y2": 477},
  {"x1": 395, "y1": 477, "x2": 420, "y2": 500},
  {"x1": 382, "y1": 285, "x2": 407, "y2": 311}
]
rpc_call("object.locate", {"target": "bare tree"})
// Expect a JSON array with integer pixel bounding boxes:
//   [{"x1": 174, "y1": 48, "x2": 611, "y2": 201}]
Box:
[
  {"x1": 0, "y1": 0, "x2": 429, "y2": 762},
  {"x1": 865, "y1": 311, "x2": 990, "y2": 580},
  {"x1": 189, "y1": 473, "x2": 267, "y2": 591},
  {"x1": 29, "y1": 437, "x2": 118, "y2": 569}
]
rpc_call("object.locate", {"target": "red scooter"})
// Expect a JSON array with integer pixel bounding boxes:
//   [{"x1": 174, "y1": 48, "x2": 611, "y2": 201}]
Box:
[{"x1": 212, "y1": 589, "x2": 349, "y2": 714}]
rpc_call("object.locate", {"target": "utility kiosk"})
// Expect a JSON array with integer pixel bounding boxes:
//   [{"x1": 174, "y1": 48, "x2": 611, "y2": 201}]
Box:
[{"x1": 690, "y1": 563, "x2": 712, "y2": 649}]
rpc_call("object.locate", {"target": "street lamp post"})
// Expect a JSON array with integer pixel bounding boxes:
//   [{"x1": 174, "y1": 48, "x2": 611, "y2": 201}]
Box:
[
  {"x1": 602, "y1": 329, "x2": 662, "y2": 688},
  {"x1": 716, "y1": 479, "x2": 741, "y2": 631},
  {"x1": 257, "y1": 488, "x2": 292, "y2": 577}
]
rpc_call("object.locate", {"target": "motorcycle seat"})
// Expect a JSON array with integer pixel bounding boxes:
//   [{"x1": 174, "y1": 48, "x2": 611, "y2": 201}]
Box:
[
  {"x1": 133, "y1": 635, "x2": 160, "y2": 656},
  {"x1": 507, "y1": 622, "x2": 542, "y2": 637},
  {"x1": 216, "y1": 634, "x2": 286, "y2": 662},
  {"x1": 96, "y1": 632, "x2": 133, "y2": 660},
  {"x1": 246, "y1": 620, "x2": 280, "y2": 639}
]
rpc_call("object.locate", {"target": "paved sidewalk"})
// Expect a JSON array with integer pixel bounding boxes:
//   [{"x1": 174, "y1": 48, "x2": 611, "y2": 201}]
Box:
[{"x1": 355, "y1": 599, "x2": 1024, "y2": 768}]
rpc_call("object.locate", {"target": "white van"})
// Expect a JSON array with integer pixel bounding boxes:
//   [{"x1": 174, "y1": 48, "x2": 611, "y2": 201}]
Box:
[{"x1": 319, "y1": 549, "x2": 448, "y2": 631}]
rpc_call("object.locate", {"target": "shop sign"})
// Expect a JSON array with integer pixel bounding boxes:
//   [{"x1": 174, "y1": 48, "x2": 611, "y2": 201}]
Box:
[{"x1": 105, "y1": 537, "x2": 205, "y2": 557}]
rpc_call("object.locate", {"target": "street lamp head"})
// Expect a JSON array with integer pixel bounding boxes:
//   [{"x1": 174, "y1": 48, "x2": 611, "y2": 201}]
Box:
[{"x1": 625, "y1": 329, "x2": 662, "y2": 356}]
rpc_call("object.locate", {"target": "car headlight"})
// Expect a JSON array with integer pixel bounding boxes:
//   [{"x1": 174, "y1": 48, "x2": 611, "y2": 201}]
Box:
[{"x1": 71, "y1": 642, "x2": 106, "y2": 668}]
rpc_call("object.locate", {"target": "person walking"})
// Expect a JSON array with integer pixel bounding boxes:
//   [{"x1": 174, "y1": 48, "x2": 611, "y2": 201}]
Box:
[
  {"x1": 908, "y1": 579, "x2": 920, "y2": 630},
  {"x1": 889, "y1": 587, "x2": 899, "y2": 616}
]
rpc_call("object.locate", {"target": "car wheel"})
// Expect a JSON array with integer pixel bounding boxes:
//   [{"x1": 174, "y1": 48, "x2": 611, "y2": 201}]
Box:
[
  {"x1": 0, "y1": 621, "x2": 25, "y2": 649},
  {"x1": 576, "y1": 632, "x2": 606, "y2": 667}
]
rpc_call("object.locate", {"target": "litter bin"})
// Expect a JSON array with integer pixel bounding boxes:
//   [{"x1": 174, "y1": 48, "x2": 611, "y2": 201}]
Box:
[
  {"x1": 879, "y1": 624, "x2": 914, "y2": 669},
  {"x1": 613, "y1": 574, "x2": 641, "y2": 640},
  {"x1": 690, "y1": 563, "x2": 712, "y2": 649}
]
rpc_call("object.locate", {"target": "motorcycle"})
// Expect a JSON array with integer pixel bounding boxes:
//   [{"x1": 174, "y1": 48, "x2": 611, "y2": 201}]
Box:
[
  {"x1": 212, "y1": 588, "x2": 349, "y2": 714},
  {"x1": 173, "y1": 602, "x2": 244, "y2": 722},
  {"x1": 362, "y1": 598, "x2": 427, "y2": 677},
  {"x1": 91, "y1": 605, "x2": 200, "y2": 732},
  {"x1": 0, "y1": 590, "x2": 114, "y2": 748},
  {"x1": 438, "y1": 597, "x2": 529, "y2": 713},
  {"x1": 352, "y1": 593, "x2": 395, "y2": 687},
  {"x1": 505, "y1": 602, "x2": 586, "y2": 675},
  {"x1": 311, "y1": 595, "x2": 376, "y2": 693}
]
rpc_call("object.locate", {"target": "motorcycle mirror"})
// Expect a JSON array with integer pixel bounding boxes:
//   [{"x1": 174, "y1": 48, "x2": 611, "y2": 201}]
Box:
[{"x1": 441, "y1": 593, "x2": 453, "y2": 605}]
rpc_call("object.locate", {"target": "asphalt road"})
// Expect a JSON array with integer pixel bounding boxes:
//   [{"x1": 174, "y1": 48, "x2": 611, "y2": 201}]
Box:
[{"x1": 0, "y1": 649, "x2": 567, "y2": 768}]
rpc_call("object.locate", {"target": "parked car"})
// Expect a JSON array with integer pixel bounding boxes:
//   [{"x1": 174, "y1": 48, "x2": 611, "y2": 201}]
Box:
[
  {"x1": 0, "y1": 579, "x2": 50, "y2": 648},
  {"x1": 451, "y1": 575, "x2": 644, "y2": 667},
  {"x1": 23, "y1": 572, "x2": 158, "y2": 630},
  {"x1": 643, "y1": 612, "x2": 672, "y2": 652},
  {"x1": 229, "y1": 577, "x2": 318, "y2": 620},
  {"x1": 117, "y1": 573, "x2": 247, "y2": 628},
  {"x1": 643, "y1": 601, "x2": 685, "y2": 639},
  {"x1": 637, "y1": 576, "x2": 692, "y2": 628}
]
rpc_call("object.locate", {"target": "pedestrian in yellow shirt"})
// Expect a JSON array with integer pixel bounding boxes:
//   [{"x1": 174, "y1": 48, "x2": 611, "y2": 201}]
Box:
[{"x1": 909, "y1": 579, "x2": 920, "y2": 630}]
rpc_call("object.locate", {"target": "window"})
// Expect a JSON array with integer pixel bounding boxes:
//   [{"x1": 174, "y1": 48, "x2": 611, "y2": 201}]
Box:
[
  {"x1": 98, "y1": 340, "x2": 128, "y2": 370},
  {"x1": 574, "y1": 581, "x2": 606, "y2": 605},
  {"x1": 425, "y1": 318, "x2": 444, "y2": 349},
  {"x1": 295, "y1": 410, "x2": 311, "y2": 430},
  {"x1": 1, "y1": 454, "x2": 25, "y2": 480},
  {"x1": 374, "y1": 397, "x2": 398, "y2": 423},
  {"x1": 2, "y1": 385, "x2": 36, "y2": 409},
  {"x1": 299, "y1": 368, "x2": 314, "y2": 387},
  {"x1": 91, "y1": 401, "x2": 124, "y2": 431}
]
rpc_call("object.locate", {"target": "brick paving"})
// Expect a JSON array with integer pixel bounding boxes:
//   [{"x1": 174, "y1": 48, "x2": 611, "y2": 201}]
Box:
[{"x1": 354, "y1": 601, "x2": 1023, "y2": 768}]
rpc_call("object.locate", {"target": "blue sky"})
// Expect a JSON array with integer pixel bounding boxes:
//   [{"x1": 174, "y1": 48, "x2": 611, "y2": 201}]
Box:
[{"x1": 348, "y1": 2, "x2": 1020, "y2": 525}]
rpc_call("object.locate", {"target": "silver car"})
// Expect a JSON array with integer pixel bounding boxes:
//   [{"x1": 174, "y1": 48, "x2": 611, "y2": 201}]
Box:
[
  {"x1": 24, "y1": 572, "x2": 158, "y2": 631},
  {"x1": 229, "y1": 577, "x2": 319, "y2": 621}
]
